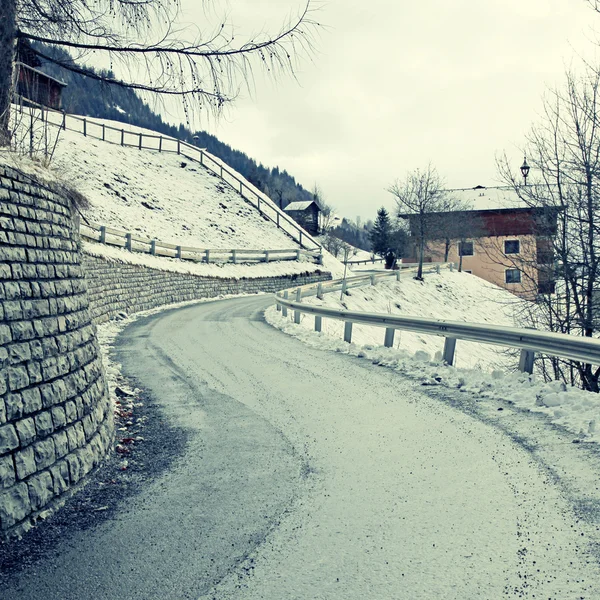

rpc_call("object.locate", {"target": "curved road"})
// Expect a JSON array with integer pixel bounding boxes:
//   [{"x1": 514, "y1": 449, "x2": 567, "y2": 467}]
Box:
[{"x1": 3, "y1": 294, "x2": 600, "y2": 599}]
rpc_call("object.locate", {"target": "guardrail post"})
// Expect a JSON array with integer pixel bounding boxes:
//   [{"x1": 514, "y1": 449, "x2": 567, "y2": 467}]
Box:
[
  {"x1": 276, "y1": 293, "x2": 281, "y2": 312},
  {"x1": 436, "y1": 265, "x2": 441, "y2": 274},
  {"x1": 102, "y1": 124, "x2": 105, "y2": 141},
  {"x1": 240, "y1": 182, "x2": 243, "y2": 194},
  {"x1": 150, "y1": 240, "x2": 157, "y2": 255},
  {"x1": 396, "y1": 270, "x2": 401, "y2": 281},
  {"x1": 83, "y1": 118, "x2": 87, "y2": 137},
  {"x1": 176, "y1": 245, "x2": 182, "y2": 259},
  {"x1": 518, "y1": 349, "x2": 535, "y2": 374},
  {"x1": 296, "y1": 249, "x2": 301, "y2": 260},
  {"x1": 370, "y1": 274, "x2": 376, "y2": 286},
  {"x1": 232, "y1": 250, "x2": 237, "y2": 264},
  {"x1": 317, "y1": 282, "x2": 323, "y2": 300},
  {"x1": 265, "y1": 251, "x2": 270, "y2": 263},
  {"x1": 294, "y1": 288, "x2": 302, "y2": 324},
  {"x1": 315, "y1": 316, "x2": 322, "y2": 332},
  {"x1": 449, "y1": 262, "x2": 454, "y2": 272},
  {"x1": 199, "y1": 150, "x2": 203, "y2": 164},
  {"x1": 341, "y1": 280, "x2": 348, "y2": 296},
  {"x1": 100, "y1": 226, "x2": 106, "y2": 244},
  {"x1": 276, "y1": 213, "x2": 280, "y2": 228},
  {"x1": 177, "y1": 139, "x2": 180, "y2": 155},
  {"x1": 443, "y1": 337, "x2": 457, "y2": 366},
  {"x1": 344, "y1": 322, "x2": 353, "y2": 343},
  {"x1": 62, "y1": 111, "x2": 66, "y2": 130},
  {"x1": 258, "y1": 198, "x2": 261, "y2": 211},
  {"x1": 205, "y1": 249, "x2": 210, "y2": 263},
  {"x1": 159, "y1": 136, "x2": 163, "y2": 152},
  {"x1": 121, "y1": 129, "x2": 124, "y2": 146},
  {"x1": 281, "y1": 291, "x2": 288, "y2": 317},
  {"x1": 318, "y1": 249, "x2": 323, "y2": 265},
  {"x1": 384, "y1": 328, "x2": 395, "y2": 348},
  {"x1": 220, "y1": 165, "x2": 223, "y2": 177},
  {"x1": 139, "y1": 133, "x2": 142, "y2": 150},
  {"x1": 125, "y1": 233, "x2": 132, "y2": 251}
]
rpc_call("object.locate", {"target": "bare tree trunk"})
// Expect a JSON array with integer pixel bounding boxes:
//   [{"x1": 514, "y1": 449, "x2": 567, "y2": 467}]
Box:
[
  {"x1": 417, "y1": 236, "x2": 424, "y2": 279},
  {"x1": 0, "y1": 0, "x2": 16, "y2": 146}
]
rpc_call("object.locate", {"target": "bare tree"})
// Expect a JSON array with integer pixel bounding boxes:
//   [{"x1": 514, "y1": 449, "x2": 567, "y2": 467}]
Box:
[
  {"x1": 497, "y1": 65, "x2": 600, "y2": 392},
  {"x1": 1, "y1": 0, "x2": 318, "y2": 144},
  {"x1": 312, "y1": 183, "x2": 334, "y2": 232},
  {"x1": 388, "y1": 164, "x2": 447, "y2": 279}
]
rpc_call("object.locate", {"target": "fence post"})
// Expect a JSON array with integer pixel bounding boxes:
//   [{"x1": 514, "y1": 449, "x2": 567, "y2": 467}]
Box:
[
  {"x1": 232, "y1": 249, "x2": 237, "y2": 264},
  {"x1": 62, "y1": 111, "x2": 66, "y2": 130},
  {"x1": 102, "y1": 124, "x2": 105, "y2": 141},
  {"x1": 257, "y1": 198, "x2": 261, "y2": 211},
  {"x1": 139, "y1": 133, "x2": 142, "y2": 150},
  {"x1": 384, "y1": 328, "x2": 395, "y2": 348},
  {"x1": 282, "y1": 290, "x2": 288, "y2": 317},
  {"x1": 436, "y1": 264, "x2": 441, "y2": 274},
  {"x1": 317, "y1": 282, "x2": 323, "y2": 300},
  {"x1": 294, "y1": 288, "x2": 302, "y2": 324},
  {"x1": 125, "y1": 233, "x2": 132, "y2": 251},
  {"x1": 83, "y1": 118, "x2": 87, "y2": 137},
  {"x1": 240, "y1": 182, "x2": 243, "y2": 194},
  {"x1": 449, "y1": 262, "x2": 454, "y2": 272},
  {"x1": 443, "y1": 337, "x2": 457, "y2": 366},
  {"x1": 159, "y1": 136, "x2": 163, "y2": 152},
  {"x1": 177, "y1": 139, "x2": 180, "y2": 155},
  {"x1": 199, "y1": 150, "x2": 203, "y2": 164},
  {"x1": 315, "y1": 316, "x2": 322, "y2": 332},
  {"x1": 100, "y1": 226, "x2": 107, "y2": 244},
  {"x1": 205, "y1": 249, "x2": 210, "y2": 263},
  {"x1": 370, "y1": 274, "x2": 376, "y2": 286},
  {"x1": 396, "y1": 270, "x2": 401, "y2": 282},
  {"x1": 176, "y1": 245, "x2": 182, "y2": 259},
  {"x1": 264, "y1": 251, "x2": 270, "y2": 263},
  {"x1": 276, "y1": 213, "x2": 280, "y2": 228},
  {"x1": 296, "y1": 249, "x2": 301, "y2": 260},
  {"x1": 220, "y1": 165, "x2": 223, "y2": 178},
  {"x1": 518, "y1": 349, "x2": 535, "y2": 374},
  {"x1": 299, "y1": 231, "x2": 303, "y2": 247},
  {"x1": 121, "y1": 129, "x2": 124, "y2": 146},
  {"x1": 341, "y1": 279, "x2": 348, "y2": 295},
  {"x1": 150, "y1": 240, "x2": 157, "y2": 255},
  {"x1": 276, "y1": 294, "x2": 281, "y2": 312},
  {"x1": 318, "y1": 249, "x2": 323, "y2": 265},
  {"x1": 344, "y1": 322, "x2": 353, "y2": 343}
]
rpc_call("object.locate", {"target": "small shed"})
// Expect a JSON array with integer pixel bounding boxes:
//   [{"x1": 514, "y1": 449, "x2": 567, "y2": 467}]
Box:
[
  {"x1": 14, "y1": 61, "x2": 67, "y2": 110},
  {"x1": 284, "y1": 200, "x2": 321, "y2": 235}
]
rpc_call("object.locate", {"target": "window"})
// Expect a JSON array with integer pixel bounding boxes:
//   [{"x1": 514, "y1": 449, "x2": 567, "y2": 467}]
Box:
[
  {"x1": 459, "y1": 241, "x2": 474, "y2": 256},
  {"x1": 505, "y1": 269, "x2": 521, "y2": 284},
  {"x1": 504, "y1": 240, "x2": 520, "y2": 255}
]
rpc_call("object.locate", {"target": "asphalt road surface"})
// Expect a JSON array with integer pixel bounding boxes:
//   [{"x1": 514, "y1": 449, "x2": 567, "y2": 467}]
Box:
[{"x1": 3, "y1": 294, "x2": 600, "y2": 599}]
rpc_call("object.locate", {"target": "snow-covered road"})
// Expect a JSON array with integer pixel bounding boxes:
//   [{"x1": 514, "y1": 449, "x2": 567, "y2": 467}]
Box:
[{"x1": 3, "y1": 294, "x2": 600, "y2": 599}]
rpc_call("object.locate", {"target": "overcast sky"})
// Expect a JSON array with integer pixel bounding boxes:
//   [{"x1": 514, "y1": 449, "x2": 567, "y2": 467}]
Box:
[{"x1": 176, "y1": 0, "x2": 597, "y2": 221}]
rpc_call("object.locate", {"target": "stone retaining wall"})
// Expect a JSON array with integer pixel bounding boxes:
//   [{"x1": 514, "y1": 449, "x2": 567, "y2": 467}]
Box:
[
  {"x1": 83, "y1": 253, "x2": 331, "y2": 324},
  {"x1": 0, "y1": 164, "x2": 112, "y2": 540}
]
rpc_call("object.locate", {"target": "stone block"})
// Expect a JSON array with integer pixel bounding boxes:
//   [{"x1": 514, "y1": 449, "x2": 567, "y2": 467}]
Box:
[
  {"x1": 0, "y1": 455, "x2": 16, "y2": 489},
  {"x1": 21, "y1": 387, "x2": 42, "y2": 414},
  {"x1": 7, "y1": 365, "x2": 29, "y2": 392},
  {"x1": 33, "y1": 438, "x2": 56, "y2": 470},
  {"x1": 26, "y1": 361, "x2": 43, "y2": 385},
  {"x1": 27, "y1": 471, "x2": 54, "y2": 511},
  {"x1": 14, "y1": 447, "x2": 36, "y2": 480},
  {"x1": 65, "y1": 453, "x2": 81, "y2": 484},
  {"x1": 8, "y1": 342, "x2": 32, "y2": 365},
  {"x1": 49, "y1": 461, "x2": 69, "y2": 495},
  {"x1": 64, "y1": 401, "x2": 78, "y2": 423},
  {"x1": 15, "y1": 418, "x2": 36, "y2": 447},
  {"x1": 0, "y1": 425, "x2": 19, "y2": 454},
  {"x1": 51, "y1": 406, "x2": 66, "y2": 429},
  {"x1": 34, "y1": 412, "x2": 54, "y2": 438},
  {"x1": 0, "y1": 483, "x2": 31, "y2": 530},
  {"x1": 4, "y1": 393, "x2": 23, "y2": 421},
  {"x1": 52, "y1": 430, "x2": 69, "y2": 459},
  {"x1": 11, "y1": 321, "x2": 34, "y2": 342}
]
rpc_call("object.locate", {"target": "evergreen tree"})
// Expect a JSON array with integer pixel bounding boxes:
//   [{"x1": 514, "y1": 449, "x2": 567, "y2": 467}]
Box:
[{"x1": 369, "y1": 207, "x2": 392, "y2": 256}]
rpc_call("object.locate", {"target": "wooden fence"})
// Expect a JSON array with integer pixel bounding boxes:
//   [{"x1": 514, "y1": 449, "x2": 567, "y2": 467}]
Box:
[
  {"x1": 13, "y1": 100, "x2": 321, "y2": 251},
  {"x1": 80, "y1": 221, "x2": 323, "y2": 265}
]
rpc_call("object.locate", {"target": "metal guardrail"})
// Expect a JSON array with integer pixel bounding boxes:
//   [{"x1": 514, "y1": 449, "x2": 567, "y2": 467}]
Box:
[
  {"x1": 344, "y1": 257, "x2": 384, "y2": 266},
  {"x1": 13, "y1": 99, "x2": 321, "y2": 251},
  {"x1": 79, "y1": 220, "x2": 323, "y2": 265},
  {"x1": 274, "y1": 267, "x2": 600, "y2": 373}
]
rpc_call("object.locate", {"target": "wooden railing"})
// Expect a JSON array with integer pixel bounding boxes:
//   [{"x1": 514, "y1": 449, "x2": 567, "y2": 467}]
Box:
[
  {"x1": 13, "y1": 100, "x2": 322, "y2": 250},
  {"x1": 80, "y1": 220, "x2": 323, "y2": 265}
]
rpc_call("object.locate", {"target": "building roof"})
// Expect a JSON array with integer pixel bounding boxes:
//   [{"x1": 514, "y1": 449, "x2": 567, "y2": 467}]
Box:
[
  {"x1": 15, "y1": 62, "x2": 68, "y2": 87},
  {"x1": 284, "y1": 200, "x2": 320, "y2": 212}
]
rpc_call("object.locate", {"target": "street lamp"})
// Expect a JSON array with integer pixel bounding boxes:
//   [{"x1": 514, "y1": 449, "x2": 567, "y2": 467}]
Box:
[{"x1": 520, "y1": 155, "x2": 530, "y2": 185}]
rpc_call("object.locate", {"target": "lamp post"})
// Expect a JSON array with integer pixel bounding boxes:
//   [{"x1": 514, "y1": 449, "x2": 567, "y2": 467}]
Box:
[{"x1": 520, "y1": 155, "x2": 530, "y2": 185}]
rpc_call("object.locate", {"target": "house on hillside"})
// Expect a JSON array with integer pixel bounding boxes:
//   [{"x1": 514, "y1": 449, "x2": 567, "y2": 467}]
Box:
[
  {"x1": 400, "y1": 191, "x2": 560, "y2": 298},
  {"x1": 13, "y1": 40, "x2": 67, "y2": 110},
  {"x1": 284, "y1": 200, "x2": 321, "y2": 235}
]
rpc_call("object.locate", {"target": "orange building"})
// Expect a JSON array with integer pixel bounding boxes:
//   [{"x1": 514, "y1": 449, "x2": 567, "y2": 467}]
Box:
[{"x1": 401, "y1": 205, "x2": 560, "y2": 298}]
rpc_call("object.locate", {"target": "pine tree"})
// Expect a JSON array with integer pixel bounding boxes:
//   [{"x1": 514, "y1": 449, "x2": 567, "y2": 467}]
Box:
[{"x1": 369, "y1": 207, "x2": 392, "y2": 257}]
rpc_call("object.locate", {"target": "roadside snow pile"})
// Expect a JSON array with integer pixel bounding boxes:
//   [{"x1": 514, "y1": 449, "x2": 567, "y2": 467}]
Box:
[{"x1": 265, "y1": 270, "x2": 600, "y2": 443}]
